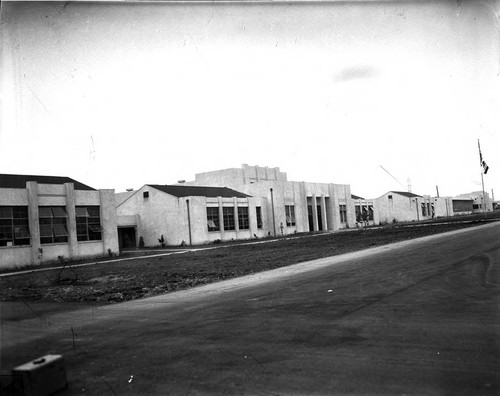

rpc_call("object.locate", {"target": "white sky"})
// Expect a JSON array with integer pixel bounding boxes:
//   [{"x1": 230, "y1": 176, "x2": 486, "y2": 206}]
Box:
[{"x1": 1, "y1": 0, "x2": 499, "y2": 199}]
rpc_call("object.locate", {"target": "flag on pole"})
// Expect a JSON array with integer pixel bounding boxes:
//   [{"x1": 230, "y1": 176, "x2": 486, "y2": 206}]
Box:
[{"x1": 478, "y1": 139, "x2": 489, "y2": 174}]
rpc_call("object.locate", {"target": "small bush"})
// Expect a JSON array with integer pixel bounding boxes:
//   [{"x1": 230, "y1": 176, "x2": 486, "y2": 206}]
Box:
[{"x1": 158, "y1": 234, "x2": 166, "y2": 248}]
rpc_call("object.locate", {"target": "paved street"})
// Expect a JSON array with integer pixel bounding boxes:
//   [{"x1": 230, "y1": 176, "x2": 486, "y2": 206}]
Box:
[{"x1": 1, "y1": 223, "x2": 499, "y2": 395}]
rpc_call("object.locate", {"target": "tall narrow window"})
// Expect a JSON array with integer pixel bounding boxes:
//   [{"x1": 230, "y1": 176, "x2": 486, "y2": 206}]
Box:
[
  {"x1": 238, "y1": 207, "x2": 249, "y2": 230},
  {"x1": 421, "y1": 203, "x2": 427, "y2": 216},
  {"x1": 285, "y1": 205, "x2": 296, "y2": 226},
  {"x1": 76, "y1": 206, "x2": 102, "y2": 241},
  {"x1": 0, "y1": 206, "x2": 30, "y2": 247},
  {"x1": 256, "y1": 206, "x2": 263, "y2": 229},
  {"x1": 368, "y1": 205, "x2": 374, "y2": 221},
  {"x1": 223, "y1": 207, "x2": 235, "y2": 231},
  {"x1": 355, "y1": 205, "x2": 362, "y2": 222},
  {"x1": 39, "y1": 206, "x2": 68, "y2": 244},
  {"x1": 206, "y1": 207, "x2": 220, "y2": 232},
  {"x1": 339, "y1": 205, "x2": 347, "y2": 223}
]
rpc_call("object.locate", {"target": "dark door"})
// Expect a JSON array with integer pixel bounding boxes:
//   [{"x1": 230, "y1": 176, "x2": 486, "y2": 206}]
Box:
[
  {"x1": 118, "y1": 227, "x2": 136, "y2": 249},
  {"x1": 308, "y1": 205, "x2": 314, "y2": 231},
  {"x1": 317, "y1": 205, "x2": 323, "y2": 231}
]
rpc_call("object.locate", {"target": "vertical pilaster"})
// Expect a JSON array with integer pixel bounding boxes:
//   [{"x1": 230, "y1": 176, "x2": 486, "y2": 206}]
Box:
[
  {"x1": 99, "y1": 189, "x2": 119, "y2": 255},
  {"x1": 345, "y1": 185, "x2": 356, "y2": 228},
  {"x1": 65, "y1": 183, "x2": 78, "y2": 259},
  {"x1": 248, "y1": 198, "x2": 257, "y2": 236},
  {"x1": 218, "y1": 197, "x2": 225, "y2": 239},
  {"x1": 300, "y1": 182, "x2": 308, "y2": 233},
  {"x1": 330, "y1": 184, "x2": 341, "y2": 230},
  {"x1": 233, "y1": 197, "x2": 239, "y2": 239},
  {"x1": 26, "y1": 182, "x2": 41, "y2": 265},
  {"x1": 312, "y1": 194, "x2": 319, "y2": 231},
  {"x1": 320, "y1": 195, "x2": 328, "y2": 231}
]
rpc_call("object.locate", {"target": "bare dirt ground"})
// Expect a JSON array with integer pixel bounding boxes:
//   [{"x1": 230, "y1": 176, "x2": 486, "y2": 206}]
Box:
[
  {"x1": 1, "y1": 220, "x2": 499, "y2": 395},
  {"x1": 1, "y1": 214, "x2": 499, "y2": 311}
]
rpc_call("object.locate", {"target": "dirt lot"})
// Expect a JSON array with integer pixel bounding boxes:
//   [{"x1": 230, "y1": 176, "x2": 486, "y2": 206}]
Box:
[{"x1": 2, "y1": 215, "x2": 498, "y2": 309}]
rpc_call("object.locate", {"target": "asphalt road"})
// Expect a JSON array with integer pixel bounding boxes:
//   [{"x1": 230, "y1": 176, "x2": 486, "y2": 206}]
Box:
[{"x1": 1, "y1": 223, "x2": 499, "y2": 395}]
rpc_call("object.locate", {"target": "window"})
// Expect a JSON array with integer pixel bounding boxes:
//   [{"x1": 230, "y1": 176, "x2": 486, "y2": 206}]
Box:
[
  {"x1": 223, "y1": 207, "x2": 235, "y2": 231},
  {"x1": 339, "y1": 205, "x2": 347, "y2": 223},
  {"x1": 285, "y1": 205, "x2": 296, "y2": 226},
  {"x1": 238, "y1": 207, "x2": 249, "y2": 230},
  {"x1": 355, "y1": 205, "x2": 362, "y2": 222},
  {"x1": 39, "y1": 206, "x2": 68, "y2": 244},
  {"x1": 143, "y1": 191, "x2": 149, "y2": 199},
  {"x1": 388, "y1": 195, "x2": 393, "y2": 200},
  {"x1": 421, "y1": 203, "x2": 427, "y2": 216},
  {"x1": 206, "y1": 207, "x2": 220, "y2": 232},
  {"x1": 0, "y1": 206, "x2": 30, "y2": 247},
  {"x1": 256, "y1": 206, "x2": 263, "y2": 229},
  {"x1": 76, "y1": 206, "x2": 102, "y2": 241},
  {"x1": 368, "y1": 205, "x2": 374, "y2": 221}
]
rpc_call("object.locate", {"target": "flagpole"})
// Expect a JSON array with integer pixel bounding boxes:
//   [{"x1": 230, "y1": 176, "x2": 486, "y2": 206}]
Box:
[
  {"x1": 481, "y1": 170, "x2": 487, "y2": 216},
  {"x1": 478, "y1": 139, "x2": 487, "y2": 216}
]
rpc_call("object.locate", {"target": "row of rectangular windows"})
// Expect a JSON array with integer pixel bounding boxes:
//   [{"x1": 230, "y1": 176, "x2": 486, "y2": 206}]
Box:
[
  {"x1": 207, "y1": 207, "x2": 254, "y2": 232},
  {"x1": 0, "y1": 206, "x2": 102, "y2": 247},
  {"x1": 207, "y1": 206, "x2": 264, "y2": 232},
  {"x1": 206, "y1": 206, "x2": 296, "y2": 232},
  {"x1": 355, "y1": 205, "x2": 374, "y2": 222}
]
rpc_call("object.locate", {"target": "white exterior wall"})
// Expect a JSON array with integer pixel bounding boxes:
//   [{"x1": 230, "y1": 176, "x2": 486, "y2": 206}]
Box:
[
  {"x1": 0, "y1": 182, "x2": 119, "y2": 270},
  {"x1": 186, "y1": 166, "x2": 356, "y2": 233},
  {"x1": 116, "y1": 186, "x2": 265, "y2": 246},
  {"x1": 376, "y1": 193, "x2": 422, "y2": 223},
  {"x1": 433, "y1": 197, "x2": 454, "y2": 218}
]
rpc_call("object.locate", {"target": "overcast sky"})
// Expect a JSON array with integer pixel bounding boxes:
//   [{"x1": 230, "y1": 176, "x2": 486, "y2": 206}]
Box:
[{"x1": 1, "y1": 0, "x2": 499, "y2": 199}]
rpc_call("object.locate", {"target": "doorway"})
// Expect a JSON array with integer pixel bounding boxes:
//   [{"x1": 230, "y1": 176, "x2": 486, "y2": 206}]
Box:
[{"x1": 118, "y1": 227, "x2": 137, "y2": 249}]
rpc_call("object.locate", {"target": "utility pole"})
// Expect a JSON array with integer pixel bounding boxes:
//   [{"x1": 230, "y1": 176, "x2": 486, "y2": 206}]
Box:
[{"x1": 435, "y1": 185, "x2": 439, "y2": 198}]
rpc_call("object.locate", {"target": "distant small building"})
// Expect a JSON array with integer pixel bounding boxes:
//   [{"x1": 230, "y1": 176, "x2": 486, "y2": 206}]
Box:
[
  {"x1": 375, "y1": 191, "x2": 435, "y2": 223},
  {"x1": 455, "y1": 191, "x2": 493, "y2": 213},
  {"x1": 0, "y1": 174, "x2": 119, "y2": 269}
]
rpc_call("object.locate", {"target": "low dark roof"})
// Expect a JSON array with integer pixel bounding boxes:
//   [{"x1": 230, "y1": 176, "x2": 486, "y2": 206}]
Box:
[
  {"x1": 148, "y1": 185, "x2": 251, "y2": 198},
  {"x1": 351, "y1": 194, "x2": 365, "y2": 200},
  {"x1": 390, "y1": 191, "x2": 422, "y2": 198},
  {"x1": 0, "y1": 174, "x2": 95, "y2": 191}
]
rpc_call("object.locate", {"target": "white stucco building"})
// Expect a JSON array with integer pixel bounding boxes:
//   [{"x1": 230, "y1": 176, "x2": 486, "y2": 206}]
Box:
[
  {"x1": 186, "y1": 164, "x2": 356, "y2": 236},
  {"x1": 116, "y1": 184, "x2": 266, "y2": 247},
  {"x1": 116, "y1": 164, "x2": 356, "y2": 247},
  {"x1": 0, "y1": 174, "x2": 119, "y2": 269}
]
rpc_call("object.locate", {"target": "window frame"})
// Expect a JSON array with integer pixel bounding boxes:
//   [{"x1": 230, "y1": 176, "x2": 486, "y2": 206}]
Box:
[
  {"x1": 223, "y1": 207, "x2": 235, "y2": 231},
  {"x1": 0, "y1": 206, "x2": 30, "y2": 247},
  {"x1": 285, "y1": 205, "x2": 296, "y2": 227},
  {"x1": 206, "y1": 207, "x2": 220, "y2": 232},
  {"x1": 76, "y1": 205, "x2": 102, "y2": 242},
  {"x1": 39, "y1": 206, "x2": 69, "y2": 244},
  {"x1": 238, "y1": 207, "x2": 249, "y2": 230},
  {"x1": 256, "y1": 206, "x2": 263, "y2": 229},
  {"x1": 339, "y1": 204, "x2": 347, "y2": 223}
]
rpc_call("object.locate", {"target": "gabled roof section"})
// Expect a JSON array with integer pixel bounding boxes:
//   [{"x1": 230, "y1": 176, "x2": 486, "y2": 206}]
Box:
[
  {"x1": 0, "y1": 174, "x2": 95, "y2": 191},
  {"x1": 148, "y1": 185, "x2": 251, "y2": 198},
  {"x1": 390, "y1": 191, "x2": 422, "y2": 198},
  {"x1": 351, "y1": 194, "x2": 365, "y2": 200}
]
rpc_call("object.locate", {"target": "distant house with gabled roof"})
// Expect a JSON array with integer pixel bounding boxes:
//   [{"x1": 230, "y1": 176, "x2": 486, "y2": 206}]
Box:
[
  {"x1": 116, "y1": 184, "x2": 266, "y2": 248},
  {"x1": 0, "y1": 173, "x2": 118, "y2": 269},
  {"x1": 375, "y1": 190, "x2": 434, "y2": 223}
]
